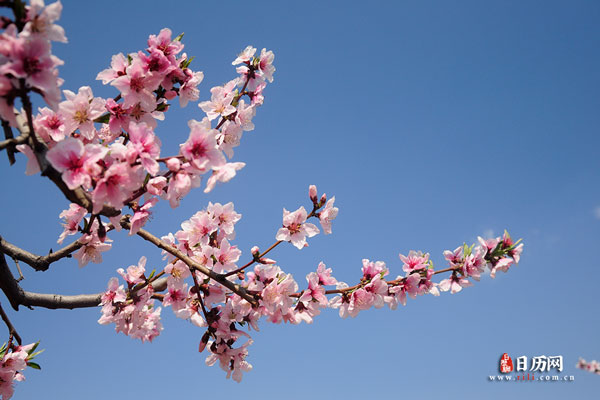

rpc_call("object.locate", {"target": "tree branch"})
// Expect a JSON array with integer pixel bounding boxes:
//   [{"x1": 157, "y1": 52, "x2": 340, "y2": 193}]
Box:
[
  {"x1": 1, "y1": 120, "x2": 18, "y2": 164},
  {"x1": 0, "y1": 235, "x2": 83, "y2": 272},
  {"x1": 0, "y1": 249, "x2": 168, "y2": 310}
]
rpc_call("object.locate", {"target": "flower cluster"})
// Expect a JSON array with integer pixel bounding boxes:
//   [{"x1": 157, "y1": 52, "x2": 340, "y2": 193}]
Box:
[
  {"x1": 576, "y1": 358, "x2": 600, "y2": 375},
  {"x1": 0, "y1": 342, "x2": 42, "y2": 400},
  {"x1": 0, "y1": 0, "x2": 65, "y2": 127},
  {"x1": 1, "y1": 4, "x2": 275, "y2": 266},
  {"x1": 329, "y1": 231, "x2": 522, "y2": 319},
  {"x1": 98, "y1": 185, "x2": 522, "y2": 382},
  {"x1": 98, "y1": 257, "x2": 162, "y2": 342}
]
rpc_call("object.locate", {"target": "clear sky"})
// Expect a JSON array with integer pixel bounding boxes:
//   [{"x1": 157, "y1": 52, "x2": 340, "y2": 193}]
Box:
[{"x1": 2, "y1": 0, "x2": 599, "y2": 398}]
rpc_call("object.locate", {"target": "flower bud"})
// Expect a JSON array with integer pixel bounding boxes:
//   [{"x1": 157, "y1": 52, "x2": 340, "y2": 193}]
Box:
[
  {"x1": 166, "y1": 157, "x2": 181, "y2": 172},
  {"x1": 309, "y1": 185, "x2": 318, "y2": 203},
  {"x1": 319, "y1": 193, "x2": 327, "y2": 206}
]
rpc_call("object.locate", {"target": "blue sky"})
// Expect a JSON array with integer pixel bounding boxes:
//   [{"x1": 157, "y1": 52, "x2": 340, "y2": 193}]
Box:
[{"x1": 2, "y1": 0, "x2": 599, "y2": 398}]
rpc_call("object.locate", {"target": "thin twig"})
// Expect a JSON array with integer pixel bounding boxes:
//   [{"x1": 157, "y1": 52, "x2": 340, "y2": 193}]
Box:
[
  {"x1": 12, "y1": 257, "x2": 23, "y2": 282},
  {"x1": 0, "y1": 235, "x2": 83, "y2": 272},
  {"x1": 0, "y1": 301, "x2": 22, "y2": 345}
]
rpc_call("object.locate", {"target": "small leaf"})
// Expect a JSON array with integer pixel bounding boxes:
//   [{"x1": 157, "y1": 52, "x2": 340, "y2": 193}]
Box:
[
  {"x1": 94, "y1": 113, "x2": 110, "y2": 124},
  {"x1": 181, "y1": 56, "x2": 194, "y2": 69},
  {"x1": 27, "y1": 362, "x2": 41, "y2": 370},
  {"x1": 27, "y1": 341, "x2": 40, "y2": 355},
  {"x1": 174, "y1": 32, "x2": 185, "y2": 42}
]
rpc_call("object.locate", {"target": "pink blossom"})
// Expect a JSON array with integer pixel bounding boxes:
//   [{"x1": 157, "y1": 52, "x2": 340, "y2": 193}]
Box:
[
  {"x1": 180, "y1": 118, "x2": 224, "y2": 171},
  {"x1": 399, "y1": 250, "x2": 430, "y2": 273},
  {"x1": 319, "y1": 197, "x2": 338, "y2": 234},
  {"x1": 112, "y1": 58, "x2": 162, "y2": 112},
  {"x1": 464, "y1": 246, "x2": 486, "y2": 281},
  {"x1": 73, "y1": 230, "x2": 112, "y2": 267},
  {"x1": 180, "y1": 210, "x2": 218, "y2": 246},
  {"x1": 204, "y1": 162, "x2": 245, "y2": 193},
  {"x1": 205, "y1": 340, "x2": 253, "y2": 383},
  {"x1": 162, "y1": 279, "x2": 189, "y2": 311},
  {"x1": 147, "y1": 28, "x2": 183, "y2": 61},
  {"x1": 23, "y1": 0, "x2": 67, "y2": 43},
  {"x1": 57, "y1": 203, "x2": 86, "y2": 244},
  {"x1": 92, "y1": 162, "x2": 143, "y2": 213},
  {"x1": 138, "y1": 48, "x2": 174, "y2": 76},
  {"x1": 316, "y1": 262, "x2": 337, "y2": 286},
  {"x1": 489, "y1": 257, "x2": 513, "y2": 279},
  {"x1": 198, "y1": 85, "x2": 236, "y2": 121},
  {"x1": 179, "y1": 70, "x2": 203, "y2": 108},
  {"x1": 299, "y1": 271, "x2": 328, "y2": 306},
  {"x1": 146, "y1": 176, "x2": 167, "y2": 196},
  {"x1": 438, "y1": 274, "x2": 473, "y2": 294},
  {"x1": 164, "y1": 260, "x2": 190, "y2": 280},
  {"x1": 96, "y1": 52, "x2": 128, "y2": 84},
  {"x1": 234, "y1": 100, "x2": 255, "y2": 131},
  {"x1": 127, "y1": 122, "x2": 161, "y2": 175},
  {"x1": 0, "y1": 76, "x2": 17, "y2": 127},
  {"x1": 388, "y1": 273, "x2": 420, "y2": 308},
  {"x1": 217, "y1": 120, "x2": 243, "y2": 159},
  {"x1": 207, "y1": 202, "x2": 241, "y2": 237},
  {"x1": 212, "y1": 239, "x2": 241, "y2": 273},
  {"x1": 46, "y1": 138, "x2": 106, "y2": 189},
  {"x1": 15, "y1": 144, "x2": 40, "y2": 176},
  {"x1": 104, "y1": 98, "x2": 130, "y2": 134},
  {"x1": 33, "y1": 107, "x2": 66, "y2": 142},
  {"x1": 361, "y1": 259, "x2": 388, "y2": 280},
  {"x1": 59, "y1": 86, "x2": 105, "y2": 139},
  {"x1": 257, "y1": 48, "x2": 275, "y2": 83},
  {"x1": 129, "y1": 197, "x2": 158, "y2": 235},
  {"x1": 117, "y1": 256, "x2": 147, "y2": 285},
  {"x1": 275, "y1": 206, "x2": 319, "y2": 249},
  {"x1": 232, "y1": 46, "x2": 256, "y2": 65},
  {"x1": 165, "y1": 169, "x2": 197, "y2": 208},
  {"x1": 4, "y1": 35, "x2": 63, "y2": 107}
]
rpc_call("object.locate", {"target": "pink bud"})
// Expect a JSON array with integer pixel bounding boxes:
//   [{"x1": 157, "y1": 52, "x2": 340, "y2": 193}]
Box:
[
  {"x1": 146, "y1": 176, "x2": 167, "y2": 195},
  {"x1": 164, "y1": 90, "x2": 177, "y2": 100},
  {"x1": 259, "y1": 257, "x2": 276, "y2": 265},
  {"x1": 309, "y1": 185, "x2": 318, "y2": 202},
  {"x1": 251, "y1": 246, "x2": 260, "y2": 255},
  {"x1": 319, "y1": 193, "x2": 327, "y2": 205},
  {"x1": 166, "y1": 157, "x2": 181, "y2": 172}
]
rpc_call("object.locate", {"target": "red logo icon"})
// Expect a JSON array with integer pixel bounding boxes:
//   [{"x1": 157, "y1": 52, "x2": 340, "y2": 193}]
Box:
[{"x1": 500, "y1": 353, "x2": 514, "y2": 373}]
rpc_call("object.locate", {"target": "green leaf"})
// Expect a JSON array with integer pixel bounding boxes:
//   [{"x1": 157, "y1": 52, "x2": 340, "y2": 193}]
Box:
[
  {"x1": 94, "y1": 113, "x2": 110, "y2": 124},
  {"x1": 181, "y1": 56, "x2": 195, "y2": 69},
  {"x1": 28, "y1": 349, "x2": 45, "y2": 359},
  {"x1": 174, "y1": 32, "x2": 185, "y2": 42},
  {"x1": 155, "y1": 102, "x2": 169, "y2": 112},
  {"x1": 27, "y1": 362, "x2": 41, "y2": 370},
  {"x1": 27, "y1": 341, "x2": 40, "y2": 355}
]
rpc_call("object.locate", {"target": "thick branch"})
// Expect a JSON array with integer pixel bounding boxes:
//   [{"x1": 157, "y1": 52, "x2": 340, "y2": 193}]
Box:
[
  {"x1": 1, "y1": 120, "x2": 17, "y2": 164},
  {"x1": 0, "y1": 249, "x2": 167, "y2": 310},
  {"x1": 122, "y1": 219, "x2": 258, "y2": 306},
  {"x1": 0, "y1": 235, "x2": 83, "y2": 271},
  {"x1": 0, "y1": 133, "x2": 28, "y2": 151}
]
